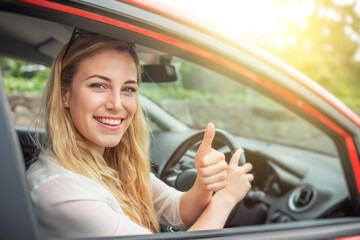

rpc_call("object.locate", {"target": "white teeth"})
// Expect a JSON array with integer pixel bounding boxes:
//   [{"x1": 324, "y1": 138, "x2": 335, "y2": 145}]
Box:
[{"x1": 95, "y1": 117, "x2": 122, "y2": 126}]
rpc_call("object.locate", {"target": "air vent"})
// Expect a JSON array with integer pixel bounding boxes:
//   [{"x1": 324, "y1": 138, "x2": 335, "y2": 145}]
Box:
[{"x1": 288, "y1": 185, "x2": 317, "y2": 212}]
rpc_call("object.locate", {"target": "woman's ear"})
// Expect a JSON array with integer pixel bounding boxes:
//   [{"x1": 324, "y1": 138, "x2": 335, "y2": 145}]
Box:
[{"x1": 61, "y1": 86, "x2": 70, "y2": 108}]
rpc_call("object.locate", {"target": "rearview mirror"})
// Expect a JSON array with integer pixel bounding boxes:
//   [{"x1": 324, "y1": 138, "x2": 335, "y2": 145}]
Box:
[{"x1": 141, "y1": 64, "x2": 177, "y2": 83}]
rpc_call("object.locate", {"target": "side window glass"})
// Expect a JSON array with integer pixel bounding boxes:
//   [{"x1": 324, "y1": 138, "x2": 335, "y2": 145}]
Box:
[
  {"x1": 0, "y1": 57, "x2": 48, "y2": 127},
  {"x1": 141, "y1": 58, "x2": 338, "y2": 156}
]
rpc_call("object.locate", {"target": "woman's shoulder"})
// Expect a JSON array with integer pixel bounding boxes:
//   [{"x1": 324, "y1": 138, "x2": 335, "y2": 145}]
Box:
[
  {"x1": 26, "y1": 153, "x2": 75, "y2": 191},
  {"x1": 26, "y1": 152, "x2": 115, "y2": 199}
]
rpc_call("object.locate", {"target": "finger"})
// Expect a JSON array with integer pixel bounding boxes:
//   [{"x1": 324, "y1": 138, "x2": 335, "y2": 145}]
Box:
[
  {"x1": 247, "y1": 173, "x2": 254, "y2": 182},
  {"x1": 201, "y1": 171, "x2": 227, "y2": 185},
  {"x1": 199, "y1": 151, "x2": 225, "y2": 167},
  {"x1": 229, "y1": 148, "x2": 244, "y2": 167},
  {"x1": 239, "y1": 163, "x2": 253, "y2": 173},
  {"x1": 199, "y1": 159, "x2": 227, "y2": 177},
  {"x1": 197, "y1": 123, "x2": 215, "y2": 157},
  {"x1": 204, "y1": 181, "x2": 226, "y2": 192}
]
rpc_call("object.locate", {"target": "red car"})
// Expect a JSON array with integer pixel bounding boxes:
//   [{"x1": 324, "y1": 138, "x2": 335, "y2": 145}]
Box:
[{"x1": 1, "y1": 0, "x2": 360, "y2": 239}]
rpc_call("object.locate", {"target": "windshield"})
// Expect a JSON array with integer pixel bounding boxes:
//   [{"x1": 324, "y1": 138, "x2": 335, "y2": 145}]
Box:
[{"x1": 140, "y1": 56, "x2": 338, "y2": 156}]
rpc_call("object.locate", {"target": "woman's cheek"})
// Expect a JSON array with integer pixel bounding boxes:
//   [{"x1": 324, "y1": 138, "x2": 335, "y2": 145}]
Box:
[{"x1": 125, "y1": 97, "x2": 137, "y2": 116}]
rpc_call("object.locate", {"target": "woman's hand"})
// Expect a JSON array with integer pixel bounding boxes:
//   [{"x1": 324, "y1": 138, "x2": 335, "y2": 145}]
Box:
[
  {"x1": 215, "y1": 149, "x2": 254, "y2": 206},
  {"x1": 194, "y1": 123, "x2": 228, "y2": 193},
  {"x1": 179, "y1": 123, "x2": 228, "y2": 227},
  {"x1": 187, "y1": 145, "x2": 253, "y2": 231},
  {"x1": 181, "y1": 123, "x2": 253, "y2": 229}
]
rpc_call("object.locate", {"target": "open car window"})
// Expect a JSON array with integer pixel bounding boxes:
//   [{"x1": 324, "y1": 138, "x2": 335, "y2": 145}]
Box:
[{"x1": 1, "y1": 1, "x2": 359, "y2": 239}]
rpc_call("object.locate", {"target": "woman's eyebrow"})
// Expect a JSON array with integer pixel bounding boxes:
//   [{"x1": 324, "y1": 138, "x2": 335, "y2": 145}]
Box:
[
  {"x1": 85, "y1": 76, "x2": 138, "y2": 84},
  {"x1": 85, "y1": 75, "x2": 111, "y2": 82},
  {"x1": 125, "y1": 80, "x2": 138, "y2": 85}
]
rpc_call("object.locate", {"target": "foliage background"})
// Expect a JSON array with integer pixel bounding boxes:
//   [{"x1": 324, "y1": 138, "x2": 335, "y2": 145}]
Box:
[
  {"x1": 245, "y1": 0, "x2": 360, "y2": 113},
  {"x1": 0, "y1": 58, "x2": 48, "y2": 93}
]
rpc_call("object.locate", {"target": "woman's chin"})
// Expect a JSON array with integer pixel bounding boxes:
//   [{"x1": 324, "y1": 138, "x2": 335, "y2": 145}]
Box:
[
  {"x1": 92, "y1": 138, "x2": 122, "y2": 151},
  {"x1": 103, "y1": 140, "x2": 121, "y2": 148}
]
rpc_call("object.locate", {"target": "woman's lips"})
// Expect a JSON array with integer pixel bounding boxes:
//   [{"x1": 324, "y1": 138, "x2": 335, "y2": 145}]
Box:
[{"x1": 94, "y1": 116, "x2": 124, "y2": 129}]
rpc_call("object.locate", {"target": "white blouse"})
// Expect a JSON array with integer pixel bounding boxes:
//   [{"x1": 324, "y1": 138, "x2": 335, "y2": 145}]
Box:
[{"x1": 26, "y1": 154, "x2": 186, "y2": 238}]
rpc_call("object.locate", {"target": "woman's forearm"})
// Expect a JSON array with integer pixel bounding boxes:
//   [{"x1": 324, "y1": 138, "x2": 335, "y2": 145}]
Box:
[
  {"x1": 179, "y1": 178, "x2": 212, "y2": 227},
  {"x1": 187, "y1": 191, "x2": 236, "y2": 231}
]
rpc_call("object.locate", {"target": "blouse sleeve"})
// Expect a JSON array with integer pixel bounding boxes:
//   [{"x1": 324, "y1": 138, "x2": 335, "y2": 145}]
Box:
[
  {"x1": 30, "y1": 175, "x2": 152, "y2": 238},
  {"x1": 150, "y1": 173, "x2": 186, "y2": 229}
]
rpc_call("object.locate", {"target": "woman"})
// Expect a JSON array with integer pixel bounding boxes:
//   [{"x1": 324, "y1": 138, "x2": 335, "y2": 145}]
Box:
[{"x1": 27, "y1": 29, "x2": 253, "y2": 238}]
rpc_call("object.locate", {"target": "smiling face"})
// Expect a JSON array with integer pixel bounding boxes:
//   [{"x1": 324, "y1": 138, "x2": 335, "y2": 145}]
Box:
[{"x1": 62, "y1": 50, "x2": 138, "y2": 155}]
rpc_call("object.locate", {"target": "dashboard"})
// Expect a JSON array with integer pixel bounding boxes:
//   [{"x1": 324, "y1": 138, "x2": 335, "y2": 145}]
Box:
[{"x1": 151, "y1": 130, "x2": 349, "y2": 227}]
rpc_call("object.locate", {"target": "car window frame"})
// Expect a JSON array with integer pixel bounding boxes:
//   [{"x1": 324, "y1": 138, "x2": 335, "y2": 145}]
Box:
[{"x1": 1, "y1": 0, "x2": 360, "y2": 239}]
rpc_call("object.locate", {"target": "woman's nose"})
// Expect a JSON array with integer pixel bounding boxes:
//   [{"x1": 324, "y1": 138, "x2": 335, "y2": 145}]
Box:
[{"x1": 105, "y1": 92, "x2": 123, "y2": 111}]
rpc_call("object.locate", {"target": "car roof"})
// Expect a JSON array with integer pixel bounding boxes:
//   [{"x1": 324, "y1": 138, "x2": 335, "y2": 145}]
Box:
[{"x1": 0, "y1": 11, "x2": 70, "y2": 65}]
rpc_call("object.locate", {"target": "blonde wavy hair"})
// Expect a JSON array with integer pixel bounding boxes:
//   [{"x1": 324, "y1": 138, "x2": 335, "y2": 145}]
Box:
[{"x1": 36, "y1": 31, "x2": 159, "y2": 232}]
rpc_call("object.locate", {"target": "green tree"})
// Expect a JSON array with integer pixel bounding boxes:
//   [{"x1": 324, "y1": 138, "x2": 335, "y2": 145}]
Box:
[
  {"x1": 0, "y1": 57, "x2": 48, "y2": 93},
  {"x1": 253, "y1": 0, "x2": 360, "y2": 113}
]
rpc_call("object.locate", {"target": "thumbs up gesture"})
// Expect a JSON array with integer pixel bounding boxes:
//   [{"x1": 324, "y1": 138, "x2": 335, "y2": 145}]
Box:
[
  {"x1": 194, "y1": 123, "x2": 228, "y2": 192},
  {"x1": 181, "y1": 123, "x2": 253, "y2": 227}
]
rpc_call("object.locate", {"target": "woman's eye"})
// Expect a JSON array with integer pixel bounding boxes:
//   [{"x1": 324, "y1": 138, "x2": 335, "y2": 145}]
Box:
[
  {"x1": 123, "y1": 87, "x2": 137, "y2": 93},
  {"x1": 90, "y1": 83, "x2": 105, "y2": 89}
]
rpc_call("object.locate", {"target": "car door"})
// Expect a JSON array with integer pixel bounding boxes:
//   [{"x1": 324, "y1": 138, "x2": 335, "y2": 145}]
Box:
[
  {"x1": 0, "y1": 74, "x2": 39, "y2": 239},
  {"x1": 1, "y1": 0, "x2": 360, "y2": 239}
]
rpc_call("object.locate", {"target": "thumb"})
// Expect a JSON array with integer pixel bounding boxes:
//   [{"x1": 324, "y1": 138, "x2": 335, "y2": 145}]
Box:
[{"x1": 197, "y1": 123, "x2": 215, "y2": 157}]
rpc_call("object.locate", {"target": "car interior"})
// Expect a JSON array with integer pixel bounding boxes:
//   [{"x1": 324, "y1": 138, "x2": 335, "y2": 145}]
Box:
[{"x1": 1, "y1": 6, "x2": 358, "y2": 239}]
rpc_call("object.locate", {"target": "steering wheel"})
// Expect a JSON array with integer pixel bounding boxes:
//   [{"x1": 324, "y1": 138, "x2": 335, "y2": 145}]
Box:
[
  {"x1": 160, "y1": 128, "x2": 246, "y2": 188},
  {"x1": 159, "y1": 128, "x2": 269, "y2": 227}
]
